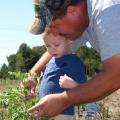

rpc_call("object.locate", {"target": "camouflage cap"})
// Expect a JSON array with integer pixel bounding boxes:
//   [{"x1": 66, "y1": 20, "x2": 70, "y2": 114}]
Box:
[{"x1": 29, "y1": 0, "x2": 73, "y2": 35}]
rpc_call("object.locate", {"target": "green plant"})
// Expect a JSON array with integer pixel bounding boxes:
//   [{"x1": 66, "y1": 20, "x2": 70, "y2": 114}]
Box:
[
  {"x1": 1, "y1": 88, "x2": 29, "y2": 119},
  {"x1": 8, "y1": 72, "x2": 27, "y2": 80},
  {"x1": 0, "y1": 79, "x2": 53, "y2": 120},
  {"x1": 0, "y1": 88, "x2": 55, "y2": 120}
]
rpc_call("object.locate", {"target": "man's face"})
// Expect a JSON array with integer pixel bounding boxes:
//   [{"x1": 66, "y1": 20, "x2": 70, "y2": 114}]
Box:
[{"x1": 48, "y1": 4, "x2": 89, "y2": 40}]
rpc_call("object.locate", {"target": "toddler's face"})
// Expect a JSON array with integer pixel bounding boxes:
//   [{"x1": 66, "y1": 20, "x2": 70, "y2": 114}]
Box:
[{"x1": 43, "y1": 33, "x2": 72, "y2": 58}]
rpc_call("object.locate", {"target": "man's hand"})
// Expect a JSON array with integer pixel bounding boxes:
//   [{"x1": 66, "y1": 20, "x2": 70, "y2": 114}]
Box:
[{"x1": 27, "y1": 93, "x2": 69, "y2": 119}]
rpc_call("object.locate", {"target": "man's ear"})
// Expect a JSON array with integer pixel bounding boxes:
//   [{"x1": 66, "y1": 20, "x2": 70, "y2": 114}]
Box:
[{"x1": 66, "y1": 5, "x2": 78, "y2": 16}]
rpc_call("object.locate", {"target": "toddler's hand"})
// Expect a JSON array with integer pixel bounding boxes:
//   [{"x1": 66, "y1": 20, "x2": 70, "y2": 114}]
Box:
[
  {"x1": 59, "y1": 74, "x2": 79, "y2": 89},
  {"x1": 20, "y1": 77, "x2": 38, "y2": 100}
]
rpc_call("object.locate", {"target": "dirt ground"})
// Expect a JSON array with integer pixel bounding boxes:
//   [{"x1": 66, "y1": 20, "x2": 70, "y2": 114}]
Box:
[
  {"x1": 98, "y1": 89, "x2": 120, "y2": 120},
  {"x1": 76, "y1": 89, "x2": 120, "y2": 120}
]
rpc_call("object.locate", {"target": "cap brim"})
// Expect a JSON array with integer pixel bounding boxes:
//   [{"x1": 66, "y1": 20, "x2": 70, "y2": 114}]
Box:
[
  {"x1": 29, "y1": 17, "x2": 45, "y2": 35},
  {"x1": 29, "y1": 2, "x2": 53, "y2": 35}
]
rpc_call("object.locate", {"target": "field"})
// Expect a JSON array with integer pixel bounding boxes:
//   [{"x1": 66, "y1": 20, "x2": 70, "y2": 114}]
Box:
[
  {"x1": 0, "y1": 79, "x2": 53, "y2": 120},
  {"x1": 0, "y1": 79, "x2": 20, "y2": 93},
  {"x1": 0, "y1": 79, "x2": 120, "y2": 120},
  {"x1": 0, "y1": 79, "x2": 21, "y2": 120}
]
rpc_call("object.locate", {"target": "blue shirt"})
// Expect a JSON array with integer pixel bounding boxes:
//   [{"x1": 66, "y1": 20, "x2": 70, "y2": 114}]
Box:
[{"x1": 40, "y1": 54, "x2": 86, "y2": 115}]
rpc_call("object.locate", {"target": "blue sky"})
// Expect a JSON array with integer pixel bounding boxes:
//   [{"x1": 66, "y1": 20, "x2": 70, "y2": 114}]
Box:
[{"x1": 0, "y1": 0, "x2": 44, "y2": 67}]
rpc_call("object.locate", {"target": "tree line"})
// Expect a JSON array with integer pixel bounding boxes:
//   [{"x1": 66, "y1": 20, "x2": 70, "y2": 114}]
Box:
[{"x1": 0, "y1": 43, "x2": 102, "y2": 79}]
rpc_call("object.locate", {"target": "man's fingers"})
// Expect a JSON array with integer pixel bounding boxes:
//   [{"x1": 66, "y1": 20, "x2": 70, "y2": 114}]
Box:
[
  {"x1": 27, "y1": 101, "x2": 48, "y2": 119},
  {"x1": 27, "y1": 101, "x2": 44, "y2": 113},
  {"x1": 29, "y1": 109, "x2": 47, "y2": 119}
]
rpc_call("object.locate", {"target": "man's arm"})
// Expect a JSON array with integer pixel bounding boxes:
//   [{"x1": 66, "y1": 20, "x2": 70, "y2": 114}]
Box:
[
  {"x1": 27, "y1": 54, "x2": 120, "y2": 118},
  {"x1": 66, "y1": 54, "x2": 120, "y2": 104}
]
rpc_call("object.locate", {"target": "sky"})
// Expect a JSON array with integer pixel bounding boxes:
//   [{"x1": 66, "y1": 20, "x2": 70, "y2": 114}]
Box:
[
  {"x1": 0, "y1": 0, "x2": 91, "y2": 68},
  {"x1": 0, "y1": 0, "x2": 44, "y2": 67}
]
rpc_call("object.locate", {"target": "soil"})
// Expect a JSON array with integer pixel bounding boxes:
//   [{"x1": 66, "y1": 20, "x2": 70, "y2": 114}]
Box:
[
  {"x1": 76, "y1": 89, "x2": 120, "y2": 120},
  {"x1": 98, "y1": 89, "x2": 120, "y2": 120}
]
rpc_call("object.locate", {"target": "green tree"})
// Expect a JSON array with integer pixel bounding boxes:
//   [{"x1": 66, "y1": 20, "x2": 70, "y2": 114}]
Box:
[
  {"x1": 76, "y1": 46, "x2": 102, "y2": 77},
  {"x1": 0, "y1": 63, "x2": 8, "y2": 79},
  {"x1": 16, "y1": 43, "x2": 33, "y2": 72},
  {"x1": 31, "y1": 45, "x2": 46, "y2": 67},
  {"x1": 15, "y1": 43, "x2": 46, "y2": 72},
  {"x1": 15, "y1": 53, "x2": 24, "y2": 72},
  {"x1": 7, "y1": 54, "x2": 16, "y2": 72}
]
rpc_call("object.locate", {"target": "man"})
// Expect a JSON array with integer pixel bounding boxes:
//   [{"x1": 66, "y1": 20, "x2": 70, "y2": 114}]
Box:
[{"x1": 27, "y1": 0, "x2": 120, "y2": 119}]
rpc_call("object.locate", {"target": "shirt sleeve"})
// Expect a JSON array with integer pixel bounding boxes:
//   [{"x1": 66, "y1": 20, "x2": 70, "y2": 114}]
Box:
[{"x1": 95, "y1": 4, "x2": 120, "y2": 60}]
